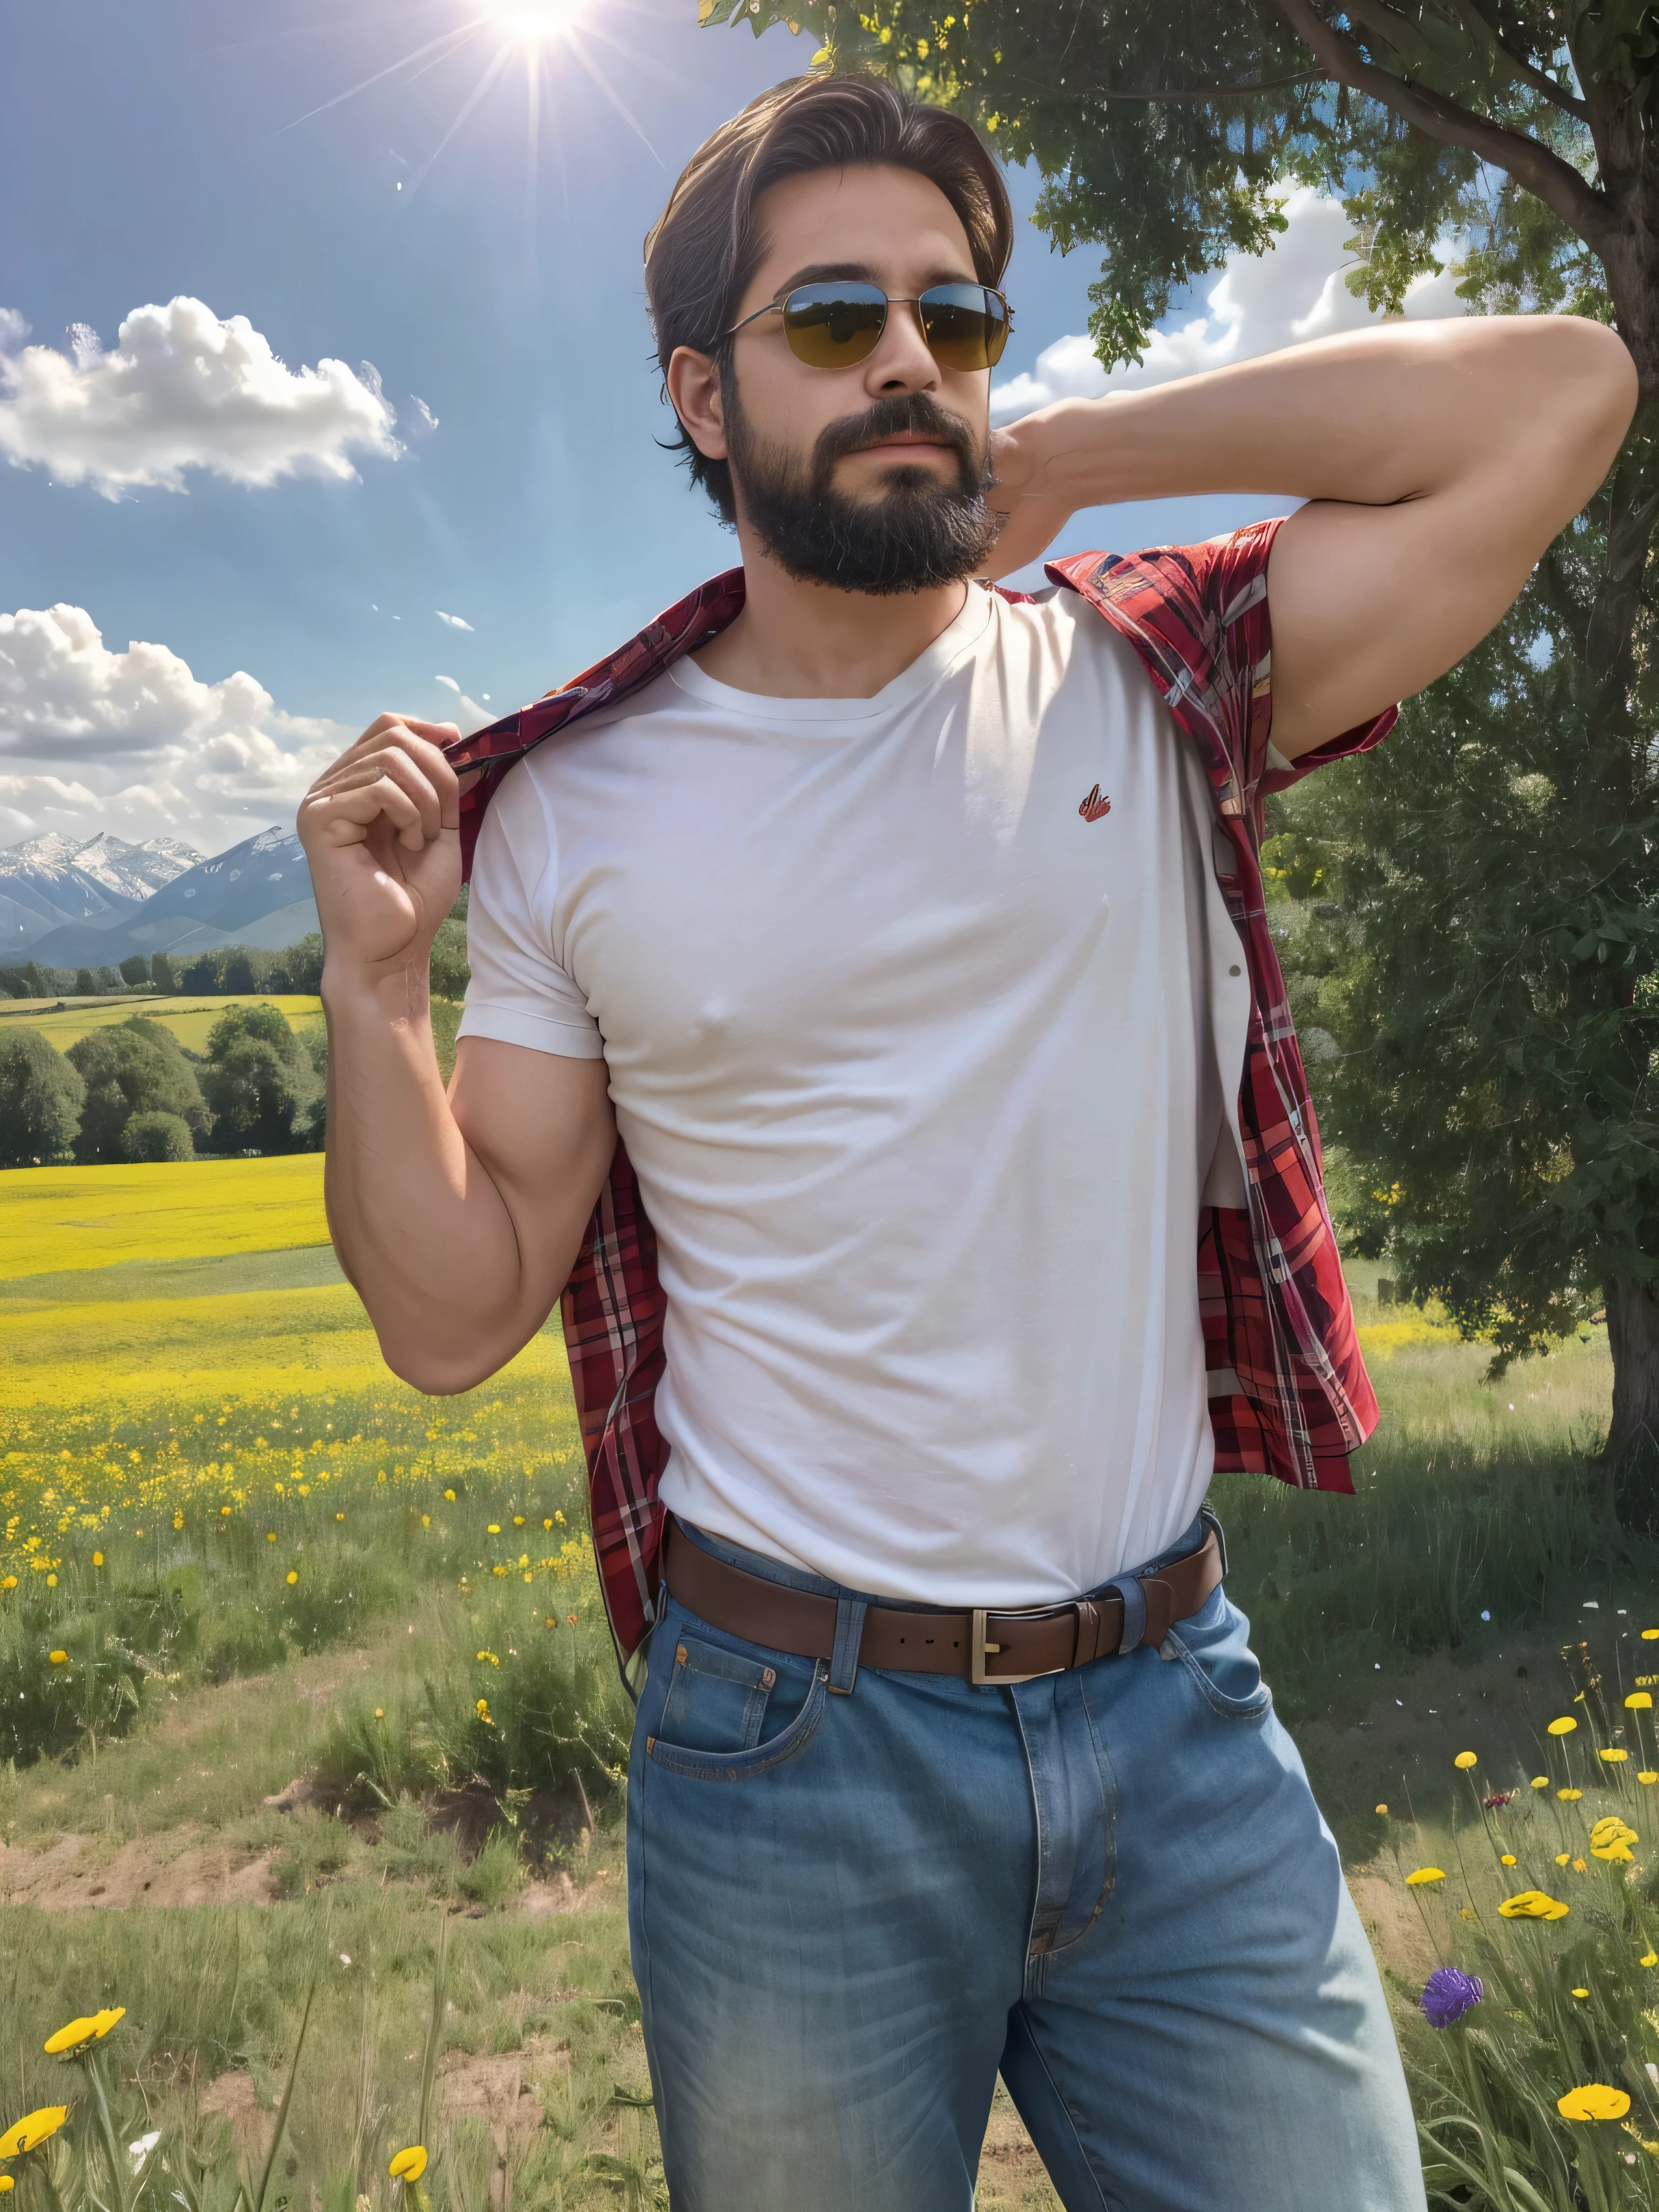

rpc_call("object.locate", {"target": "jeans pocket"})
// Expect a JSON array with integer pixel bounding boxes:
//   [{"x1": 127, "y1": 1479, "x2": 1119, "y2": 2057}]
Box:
[
  {"x1": 1164, "y1": 1588, "x2": 1274, "y2": 1721},
  {"x1": 646, "y1": 1626, "x2": 829, "y2": 1783}
]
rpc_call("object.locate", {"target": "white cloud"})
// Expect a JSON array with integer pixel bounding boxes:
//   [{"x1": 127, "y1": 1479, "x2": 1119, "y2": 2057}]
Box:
[
  {"x1": 0, "y1": 296, "x2": 400, "y2": 495},
  {"x1": 432, "y1": 673, "x2": 488, "y2": 730},
  {"x1": 434, "y1": 674, "x2": 460, "y2": 693},
  {"x1": 407, "y1": 396, "x2": 439, "y2": 437},
  {"x1": 992, "y1": 187, "x2": 1469, "y2": 422},
  {"x1": 0, "y1": 604, "x2": 352, "y2": 849},
  {"x1": 435, "y1": 610, "x2": 473, "y2": 630}
]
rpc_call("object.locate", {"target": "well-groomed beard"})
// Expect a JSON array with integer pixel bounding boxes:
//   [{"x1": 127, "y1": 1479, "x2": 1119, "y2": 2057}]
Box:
[{"x1": 724, "y1": 383, "x2": 999, "y2": 596}]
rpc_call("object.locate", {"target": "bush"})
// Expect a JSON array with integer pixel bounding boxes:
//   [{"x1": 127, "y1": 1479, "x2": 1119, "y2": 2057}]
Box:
[
  {"x1": 0, "y1": 1026, "x2": 84, "y2": 1165},
  {"x1": 149, "y1": 951, "x2": 176, "y2": 993},
  {"x1": 199, "y1": 1002, "x2": 322, "y2": 1152},
  {"x1": 120, "y1": 1109, "x2": 194, "y2": 1162},
  {"x1": 179, "y1": 950, "x2": 222, "y2": 993},
  {"x1": 68, "y1": 1017, "x2": 209, "y2": 1162},
  {"x1": 118, "y1": 954, "x2": 150, "y2": 987}
]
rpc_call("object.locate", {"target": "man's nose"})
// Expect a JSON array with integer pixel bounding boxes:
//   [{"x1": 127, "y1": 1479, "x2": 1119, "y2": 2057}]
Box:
[{"x1": 862, "y1": 302, "x2": 940, "y2": 395}]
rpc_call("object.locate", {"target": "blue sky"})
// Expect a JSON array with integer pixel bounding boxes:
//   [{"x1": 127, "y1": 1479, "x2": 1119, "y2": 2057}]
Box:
[{"x1": 0, "y1": 0, "x2": 1465, "y2": 854}]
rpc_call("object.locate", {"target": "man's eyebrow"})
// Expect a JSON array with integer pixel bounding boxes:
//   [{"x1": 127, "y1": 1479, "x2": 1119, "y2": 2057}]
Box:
[{"x1": 771, "y1": 259, "x2": 981, "y2": 298}]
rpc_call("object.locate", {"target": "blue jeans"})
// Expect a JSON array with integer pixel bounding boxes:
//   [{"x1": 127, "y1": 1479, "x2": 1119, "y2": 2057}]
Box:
[{"x1": 627, "y1": 1513, "x2": 1424, "y2": 2212}]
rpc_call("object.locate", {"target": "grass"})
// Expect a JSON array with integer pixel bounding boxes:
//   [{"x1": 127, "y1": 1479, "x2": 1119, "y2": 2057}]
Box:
[
  {"x1": 4, "y1": 1162, "x2": 1658, "y2": 2206},
  {"x1": 0, "y1": 995, "x2": 323, "y2": 1054},
  {"x1": 2, "y1": 1157, "x2": 329, "y2": 1280}
]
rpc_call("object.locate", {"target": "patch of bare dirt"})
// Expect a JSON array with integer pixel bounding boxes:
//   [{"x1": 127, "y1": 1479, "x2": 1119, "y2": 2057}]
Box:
[
  {"x1": 198, "y1": 2069, "x2": 272, "y2": 2168},
  {"x1": 977, "y1": 2081, "x2": 1057, "y2": 2210},
  {"x1": 0, "y1": 1827, "x2": 278, "y2": 1911}
]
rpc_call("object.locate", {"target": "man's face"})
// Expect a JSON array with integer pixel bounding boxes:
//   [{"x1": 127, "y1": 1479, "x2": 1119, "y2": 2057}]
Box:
[{"x1": 709, "y1": 164, "x2": 1000, "y2": 594}]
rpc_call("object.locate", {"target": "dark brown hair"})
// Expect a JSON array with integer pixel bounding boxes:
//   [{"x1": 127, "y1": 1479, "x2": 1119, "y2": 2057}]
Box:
[{"x1": 644, "y1": 75, "x2": 1013, "y2": 523}]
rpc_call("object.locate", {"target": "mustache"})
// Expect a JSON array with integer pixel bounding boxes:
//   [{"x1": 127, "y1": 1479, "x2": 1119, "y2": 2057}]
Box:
[{"x1": 811, "y1": 393, "x2": 981, "y2": 483}]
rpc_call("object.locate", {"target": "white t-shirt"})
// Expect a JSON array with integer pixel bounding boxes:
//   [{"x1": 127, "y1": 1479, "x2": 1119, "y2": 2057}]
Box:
[{"x1": 460, "y1": 582, "x2": 1251, "y2": 1604}]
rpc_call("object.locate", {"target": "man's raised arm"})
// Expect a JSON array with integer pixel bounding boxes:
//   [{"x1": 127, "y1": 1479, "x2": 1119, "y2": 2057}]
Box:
[
  {"x1": 299, "y1": 716, "x2": 616, "y2": 1396},
  {"x1": 986, "y1": 315, "x2": 1638, "y2": 756}
]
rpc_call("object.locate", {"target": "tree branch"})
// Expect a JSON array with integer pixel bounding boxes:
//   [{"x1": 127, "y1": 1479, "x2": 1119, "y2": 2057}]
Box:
[
  {"x1": 1446, "y1": 0, "x2": 1591, "y2": 125},
  {"x1": 1272, "y1": 0, "x2": 1612, "y2": 249}
]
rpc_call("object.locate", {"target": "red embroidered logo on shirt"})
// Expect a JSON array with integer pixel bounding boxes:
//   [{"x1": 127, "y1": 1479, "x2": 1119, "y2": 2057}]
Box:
[{"x1": 1078, "y1": 784, "x2": 1112, "y2": 823}]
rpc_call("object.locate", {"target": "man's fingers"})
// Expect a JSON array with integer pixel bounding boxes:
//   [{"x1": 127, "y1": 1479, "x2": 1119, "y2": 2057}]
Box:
[{"x1": 306, "y1": 773, "x2": 427, "y2": 846}]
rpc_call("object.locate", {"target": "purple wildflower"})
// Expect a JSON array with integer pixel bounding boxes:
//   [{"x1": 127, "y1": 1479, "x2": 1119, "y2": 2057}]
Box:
[{"x1": 1420, "y1": 1968, "x2": 1483, "y2": 2028}]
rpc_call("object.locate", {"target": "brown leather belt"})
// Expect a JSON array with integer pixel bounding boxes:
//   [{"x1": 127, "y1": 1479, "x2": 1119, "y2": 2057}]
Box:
[{"x1": 661, "y1": 1518, "x2": 1224, "y2": 1687}]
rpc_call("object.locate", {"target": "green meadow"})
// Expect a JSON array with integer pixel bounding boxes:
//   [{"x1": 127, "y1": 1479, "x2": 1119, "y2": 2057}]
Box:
[{"x1": 3, "y1": 1164, "x2": 1659, "y2": 2207}]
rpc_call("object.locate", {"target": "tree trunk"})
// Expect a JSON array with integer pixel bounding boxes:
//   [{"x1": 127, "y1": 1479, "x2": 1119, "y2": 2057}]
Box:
[{"x1": 1604, "y1": 1277, "x2": 1659, "y2": 1528}]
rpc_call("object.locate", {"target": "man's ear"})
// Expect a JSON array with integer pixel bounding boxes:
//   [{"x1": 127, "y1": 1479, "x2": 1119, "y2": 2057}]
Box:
[{"x1": 666, "y1": 346, "x2": 727, "y2": 461}]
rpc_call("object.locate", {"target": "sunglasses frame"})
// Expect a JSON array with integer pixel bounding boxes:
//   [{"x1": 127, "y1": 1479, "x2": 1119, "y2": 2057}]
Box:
[{"x1": 723, "y1": 280, "x2": 1013, "y2": 371}]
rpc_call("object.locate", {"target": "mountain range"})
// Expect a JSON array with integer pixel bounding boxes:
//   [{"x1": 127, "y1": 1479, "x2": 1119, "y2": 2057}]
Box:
[{"x1": 0, "y1": 827, "x2": 319, "y2": 967}]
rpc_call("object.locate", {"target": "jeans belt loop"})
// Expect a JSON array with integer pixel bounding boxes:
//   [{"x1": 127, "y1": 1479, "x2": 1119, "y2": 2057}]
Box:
[
  {"x1": 1103, "y1": 1575, "x2": 1147, "y2": 1656},
  {"x1": 828, "y1": 1596, "x2": 868, "y2": 1695}
]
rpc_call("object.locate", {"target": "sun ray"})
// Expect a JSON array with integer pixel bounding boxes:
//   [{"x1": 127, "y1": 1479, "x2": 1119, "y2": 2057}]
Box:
[{"x1": 279, "y1": 19, "x2": 488, "y2": 134}]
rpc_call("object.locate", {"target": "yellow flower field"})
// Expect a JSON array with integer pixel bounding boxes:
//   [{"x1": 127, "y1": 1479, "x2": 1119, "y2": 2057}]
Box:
[
  {"x1": 3, "y1": 1155, "x2": 329, "y2": 1278},
  {"x1": 0, "y1": 993, "x2": 321, "y2": 1054}
]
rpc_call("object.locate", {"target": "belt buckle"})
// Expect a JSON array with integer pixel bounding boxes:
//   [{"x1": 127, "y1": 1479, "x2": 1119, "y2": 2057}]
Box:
[{"x1": 969, "y1": 1607, "x2": 1053, "y2": 1687}]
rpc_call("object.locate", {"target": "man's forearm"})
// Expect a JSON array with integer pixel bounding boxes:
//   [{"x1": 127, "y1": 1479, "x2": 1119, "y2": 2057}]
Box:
[
  {"x1": 322, "y1": 965, "x2": 526, "y2": 1392},
  {"x1": 1029, "y1": 315, "x2": 1628, "y2": 512}
]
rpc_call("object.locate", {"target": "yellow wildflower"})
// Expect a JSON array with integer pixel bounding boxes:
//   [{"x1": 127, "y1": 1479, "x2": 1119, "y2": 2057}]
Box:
[
  {"x1": 389, "y1": 2146, "x2": 429, "y2": 2181},
  {"x1": 0, "y1": 2107, "x2": 69, "y2": 2156},
  {"x1": 487, "y1": 1524, "x2": 501, "y2": 1535},
  {"x1": 1501, "y1": 1853, "x2": 1517, "y2": 1866},
  {"x1": 286, "y1": 1570, "x2": 298, "y2": 1586},
  {"x1": 1643, "y1": 1952, "x2": 1658, "y2": 1968},
  {"x1": 1572, "y1": 1987, "x2": 1590, "y2": 1999},
  {"x1": 1629, "y1": 1693, "x2": 1654, "y2": 1710},
  {"x1": 48, "y1": 1650, "x2": 67, "y2": 1665},
  {"x1": 1530, "y1": 1776, "x2": 1548, "y2": 1789},
  {"x1": 43, "y1": 2015, "x2": 100, "y2": 2054},
  {"x1": 1498, "y1": 1890, "x2": 1570, "y2": 1920},
  {"x1": 1548, "y1": 1717, "x2": 1579, "y2": 1736},
  {"x1": 91, "y1": 1552, "x2": 102, "y2": 1567},
  {"x1": 1374, "y1": 1804, "x2": 1388, "y2": 1816},
  {"x1": 1454, "y1": 1752, "x2": 1478, "y2": 1770},
  {"x1": 1602, "y1": 1749, "x2": 1630, "y2": 1763},
  {"x1": 1643, "y1": 1772, "x2": 1659, "y2": 1785},
  {"x1": 1405, "y1": 1867, "x2": 1445, "y2": 1887},
  {"x1": 1558, "y1": 2084, "x2": 1630, "y2": 2121},
  {"x1": 1560, "y1": 1788, "x2": 1584, "y2": 1802}
]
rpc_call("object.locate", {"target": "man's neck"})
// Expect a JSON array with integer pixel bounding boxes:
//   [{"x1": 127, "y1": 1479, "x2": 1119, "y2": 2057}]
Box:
[{"x1": 691, "y1": 532, "x2": 973, "y2": 699}]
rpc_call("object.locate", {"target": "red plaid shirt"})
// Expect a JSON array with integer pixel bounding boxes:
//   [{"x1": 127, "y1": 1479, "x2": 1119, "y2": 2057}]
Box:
[{"x1": 448, "y1": 517, "x2": 1391, "y2": 1665}]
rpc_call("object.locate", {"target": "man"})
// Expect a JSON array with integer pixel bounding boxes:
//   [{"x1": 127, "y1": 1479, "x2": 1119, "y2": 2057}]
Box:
[{"x1": 299, "y1": 74, "x2": 1633, "y2": 2212}]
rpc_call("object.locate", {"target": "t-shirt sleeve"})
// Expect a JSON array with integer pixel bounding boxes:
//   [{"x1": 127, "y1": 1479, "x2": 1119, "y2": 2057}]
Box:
[{"x1": 456, "y1": 770, "x2": 605, "y2": 1060}]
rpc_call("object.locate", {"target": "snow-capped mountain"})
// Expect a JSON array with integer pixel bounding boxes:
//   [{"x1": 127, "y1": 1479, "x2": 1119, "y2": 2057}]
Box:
[
  {"x1": 21, "y1": 825, "x2": 317, "y2": 967},
  {"x1": 0, "y1": 831, "x2": 204, "y2": 957}
]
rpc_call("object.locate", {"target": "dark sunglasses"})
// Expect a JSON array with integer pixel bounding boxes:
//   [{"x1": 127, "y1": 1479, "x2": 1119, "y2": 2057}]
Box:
[{"x1": 724, "y1": 280, "x2": 1013, "y2": 372}]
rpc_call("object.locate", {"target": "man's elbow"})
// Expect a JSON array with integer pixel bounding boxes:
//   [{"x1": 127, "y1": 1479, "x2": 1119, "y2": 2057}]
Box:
[{"x1": 377, "y1": 1331, "x2": 514, "y2": 1398}]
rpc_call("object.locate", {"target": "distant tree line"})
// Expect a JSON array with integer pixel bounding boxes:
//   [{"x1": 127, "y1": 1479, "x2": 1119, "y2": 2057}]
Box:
[
  {"x1": 0, "y1": 1004, "x2": 329, "y2": 1170},
  {"x1": 0, "y1": 891, "x2": 468, "y2": 1003}
]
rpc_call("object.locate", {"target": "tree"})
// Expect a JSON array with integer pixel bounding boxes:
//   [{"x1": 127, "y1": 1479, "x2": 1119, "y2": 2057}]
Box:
[
  {"x1": 0, "y1": 1029, "x2": 84, "y2": 1166},
  {"x1": 73, "y1": 969, "x2": 96, "y2": 997},
  {"x1": 120, "y1": 1109, "x2": 194, "y2": 1163},
  {"x1": 710, "y1": 4, "x2": 1659, "y2": 1503},
  {"x1": 179, "y1": 952, "x2": 222, "y2": 994},
  {"x1": 118, "y1": 955, "x2": 151, "y2": 988},
  {"x1": 66, "y1": 1017, "x2": 210, "y2": 1163},
  {"x1": 220, "y1": 949, "x2": 258, "y2": 995},
  {"x1": 198, "y1": 1002, "x2": 322, "y2": 1152},
  {"x1": 278, "y1": 934, "x2": 325, "y2": 994},
  {"x1": 150, "y1": 953, "x2": 176, "y2": 994},
  {"x1": 430, "y1": 915, "x2": 470, "y2": 1001}
]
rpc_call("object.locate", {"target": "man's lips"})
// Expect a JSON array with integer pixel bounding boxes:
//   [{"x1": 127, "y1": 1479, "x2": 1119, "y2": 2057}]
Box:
[{"x1": 846, "y1": 435, "x2": 957, "y2": 460}]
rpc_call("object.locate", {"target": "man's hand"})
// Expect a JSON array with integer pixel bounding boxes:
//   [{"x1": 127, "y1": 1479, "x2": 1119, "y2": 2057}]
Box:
[
  {"x1": 981, "y1": 416, "x2": 1078, "y2": 581},
  {"x1": 298, "y1": 714, "x2": 463, "y2": 977}
]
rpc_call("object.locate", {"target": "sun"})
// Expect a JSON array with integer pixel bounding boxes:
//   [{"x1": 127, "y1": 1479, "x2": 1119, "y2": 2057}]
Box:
[{"x1": 484, "y1": 0, "x2": 590, "y2": 46}]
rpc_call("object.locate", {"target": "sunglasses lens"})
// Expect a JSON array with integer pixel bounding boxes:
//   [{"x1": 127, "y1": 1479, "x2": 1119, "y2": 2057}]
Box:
[
  {"x1": 781, "y1": 283, "x2": 888, "y2": 367},
  {"x1": 918, "y1": 285, "x2": 1010, "y2": 370}
]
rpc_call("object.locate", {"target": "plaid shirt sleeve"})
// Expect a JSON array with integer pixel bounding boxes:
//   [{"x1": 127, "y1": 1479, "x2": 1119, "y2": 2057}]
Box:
[{"x1": 1050, "y1": 521, "x2": 1392, "y2": 1494}]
